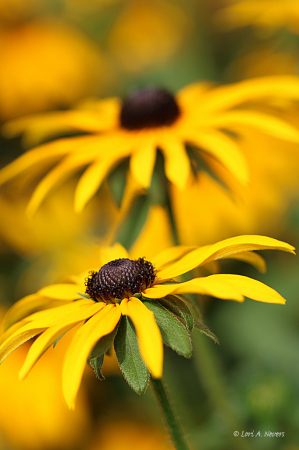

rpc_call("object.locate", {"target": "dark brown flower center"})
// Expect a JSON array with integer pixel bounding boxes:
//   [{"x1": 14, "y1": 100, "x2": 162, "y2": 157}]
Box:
[
  {"x1": 85, "y1": 258, "x2": 156, "y2": 302},
  {"x1": 120, "y1": 87, "x2": 180, "y2": 130}
]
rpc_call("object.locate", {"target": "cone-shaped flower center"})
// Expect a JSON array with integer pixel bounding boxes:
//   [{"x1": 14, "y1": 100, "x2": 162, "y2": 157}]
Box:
[
  {"x1": 85, "y1": 258, "x2": 156, "y2": 302},
  {"x1": 120, "y1": 87, "x2": 180, "y2": 130}
]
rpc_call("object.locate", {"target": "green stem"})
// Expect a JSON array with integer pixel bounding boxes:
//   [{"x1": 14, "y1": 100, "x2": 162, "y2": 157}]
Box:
[
  {"x1": 193, "y1": 333, "x2": 254, "y2": 450},
  {"x1": 151, "y1": 378, "x2": 191, "y2": 450}
]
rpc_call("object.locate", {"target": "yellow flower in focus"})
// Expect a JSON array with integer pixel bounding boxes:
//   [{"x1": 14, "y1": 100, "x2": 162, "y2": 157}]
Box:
[
  {"x1": 0, "y1": 307, "x2": 91, "y2": 450},
  {"x1": 0, "y1": 19, "x2": 108, "y2": 121},
  {"x1": 2, "y1": 77, "x2": 299, "y2": 214},
  {"x1": 107, "y1": 0, "x2": 189, "y2": 72},
  {"x1": 0, "y1": 236, "x2": 294, "y2": 409},
  {"x1": 216, "y1": 0, "x2": 299, "y2": 35}
]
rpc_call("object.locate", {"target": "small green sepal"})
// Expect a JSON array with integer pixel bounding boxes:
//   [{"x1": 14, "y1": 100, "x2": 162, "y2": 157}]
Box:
[
  {"x1": 194, "y1": 319, "x2": 220, "y2": 345},
  {"x1": 114, "y1": 316, "x2": 150, "y2": 395},
  {"x1": 77, "y1": 292, "x2": 91, "y2": 300},
  {"x1": 142, "y1": 299, "x2": 192, "y2": 358},
  {"x1": 158, "y1": 295, "x2": 194, "y2": 331},
  {"x1": 88, "y1": 325, "x2": 120, "y2": 379},
  {"x1": 89, "y1": 354, "x2": 105, "y2": 380}
]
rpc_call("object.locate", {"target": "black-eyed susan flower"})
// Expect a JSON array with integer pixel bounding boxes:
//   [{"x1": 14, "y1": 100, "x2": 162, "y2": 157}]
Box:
[
  {"x1": 2, "y1": 77, "x2": 299, "y2": 214},
  {"x1": 0, "y1": 236, "x2": 294, "y2": 409}
]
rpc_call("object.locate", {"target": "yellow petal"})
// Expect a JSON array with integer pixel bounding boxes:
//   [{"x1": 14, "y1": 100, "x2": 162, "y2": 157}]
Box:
[
  {"x1": 63, "y1": 304, "x2": 121, "y2": 409},
  {"x1": 19, "y1": 301, "x2": 104, "y2": 379},
  {"x1": 144, "y1": 276, "x2": 244, "y2": 302},
  {"x1": 0, "y1": 136, "x2": 80, "y2": 186},
  {"x1": 38, "y1": 284, "x2": 83, "y2": 300},
  {"x1": 74, "y1": 158, "x2": 118, "y2": 212},
  {"x1": 211, "y1": 274, "x2": 286, "y2": 304},
  {"x1": 130, "y1": 138, "x2": 156, "y2": 189},
  {"x1": 188, "y1": 130, "x2": 249, "y2": 185},
  {"x1": 1, "y1": 294, "x2": 58, "y2": 332},
  {"x1": 209, "y1": 111, "x2": 299, "y2": 143},
  {"x1": 26, "y1": 151, "x2": 97, "y2": 216},
  {"x1": 23, "y1": 299, "x2": 95, "y2": 325},
  {"x1": 2, "y1": 98, "x2": 120, "y2": 145},
  {"x1": 160, "y1": 133, "x2": 190, "y2": 190},
  {"x1": 152, "y1": 245, "x2": 195, "y2": 271},
  {"x1": 120, "y1": 297, "x2": 163, "y2": 378},
  {"x1": 0, "y1": 328, "x2": 45, "y2": 364},
  {"x1": 176, "y1": 82, "x2": 214, "y2": 109},
  {"x1": 157, "y1": 235, "x2": 295, "y2": 279},
  {"x1": 226, "y1": 251, "x2": 267, "y2": 273},
  {"x1": 99, "y1": 243, "x2": 129, "y2": 266},
  {"x1": 200, "y1": 76, "x2": 299, "y2": 112}
]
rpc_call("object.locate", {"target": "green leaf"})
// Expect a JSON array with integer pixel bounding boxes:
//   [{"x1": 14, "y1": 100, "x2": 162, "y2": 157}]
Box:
[
  {"x1": 194, "y1": 319, "x2": 220, "y2": 345},
  {"x1": 114, "y1": 316, "x2": 149, "y2": 395},
  {"x1": 89, "y1": 354, "x2": 105, "y2": 380},
  {"x1": 88, "y1": 326, "x2": 120, "y2": 379},
  {"x1": 157, "y1": 295, "x2": 194, "y2": 331},
  {"x1": 113, "y1": 194, "x2": 151, "y2": 251},
  {"x1": 107, "y1": 158, "x2": 129, "y2": 207},
  {"x1": 142, "y1": 299, "x2": 192, "y2": 358}
]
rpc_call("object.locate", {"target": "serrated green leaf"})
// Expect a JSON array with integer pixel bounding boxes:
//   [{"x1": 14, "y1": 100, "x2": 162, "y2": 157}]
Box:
[
  {"x1": 158, "y1": 295, "x2": 194, "y2": 331},
  {"x1": 113, "y1": 194, "x2": 151, "y2": 251},
  {"x1": 114, "y1": 316, "x2": 149, "y2": 395},
  {"x1": 142, "y1": 299, "x2": 192, "y2": 358},
  {"x1": 88, "y1": 326, "x2": 120, "y2": 379},
  {"x1": 107, "y1": 158, "x2": 129, "y2": 207},
  {"x1": 89, "y1": 354, "x2": 105, "y2": 380},
  {"x1": 194, "y1": 319, "x2": 220, "y2": 345}
]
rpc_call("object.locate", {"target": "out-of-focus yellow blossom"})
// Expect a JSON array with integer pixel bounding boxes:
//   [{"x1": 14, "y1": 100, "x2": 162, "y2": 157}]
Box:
[
  {"x1": 227, "y1": 46, "x2": 298, "y2": 80},
  {"x1": 0, "y1": 236, "x2": 294, "y2": 409},
  {"x1": 216, "y1": 0, "x2": 299, "y2": 35},
  {"x1": 0, "y1": 306, "x2": 91, "y2": 450},
  {"x1": 87, "y1": 420, "x2": 174, "y2": 450},
  {"x1": 172, "y1": 127, "x2": 299, "y2": 246},
  {"x1": 107, "y1": 0, "x2": 189, "y2": 72},
  {"x1": 2, "y1": 77, "x2": 299, "y2": 214},
  {"x1": 0, "y1": 19, "x2": 108, "y2": 121}
]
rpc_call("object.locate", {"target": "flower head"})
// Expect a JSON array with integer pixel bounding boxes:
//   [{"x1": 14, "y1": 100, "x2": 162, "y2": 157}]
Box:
[
  {"x1": 0, "y1": 236, "x2": 294, "y2": 409},
  {"x1": 2, "y1": 77, "x2": 299, "y2": 214}
]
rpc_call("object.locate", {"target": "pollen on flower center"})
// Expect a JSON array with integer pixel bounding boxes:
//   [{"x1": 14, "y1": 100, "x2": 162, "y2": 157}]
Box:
[
  {"x1": 120, "y1": 87, "x2": 180, "y2": 130},
  {"x1": 85, "y1": 258, "x2": 156, "y2": 302}
]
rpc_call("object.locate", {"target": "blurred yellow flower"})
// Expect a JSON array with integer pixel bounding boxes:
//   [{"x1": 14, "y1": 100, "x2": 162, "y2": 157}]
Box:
[
  {"x1": 107, "y1": 0, "x2": 189, "y2": 72},
  {"x1": 227, "y1": 46, "x2": 298, "y2": 80},
  {"x1": 0, "y1": 307, "x2": 91, "y2": 450},
  {"x1": 171, "y1": 128, "x2": 299, "y2": 245},
  {"x1": 216, "y1": 0, "x2": 299, "y2": 35},
  {"x1": 0, "y1": 19, "x2": 108, "y2": 121},
  {"x1": 0, "y1": 236, "x2": 294, "y2": 409},
  {"x1": 87, "y1": 419, "x2": 174, "y2": 450},
  {"x1": 2, "y1": 77, "x2": 299, "y2": 214}
]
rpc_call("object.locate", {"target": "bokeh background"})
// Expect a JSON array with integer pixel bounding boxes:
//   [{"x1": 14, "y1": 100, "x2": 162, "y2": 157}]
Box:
[{"x1": 0, "y1": 0, "x2": 299, "y2": 449}]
